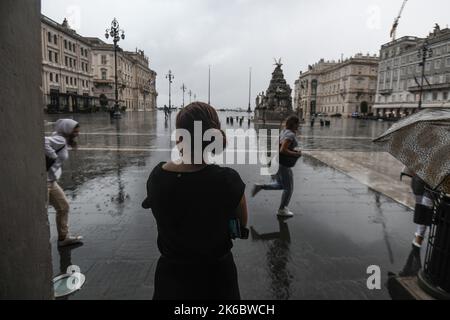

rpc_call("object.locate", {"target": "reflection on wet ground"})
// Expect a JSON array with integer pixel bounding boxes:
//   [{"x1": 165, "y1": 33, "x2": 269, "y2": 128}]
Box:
[{"x1": 45, "y1": 111, "x2": 416, "y2": 300}]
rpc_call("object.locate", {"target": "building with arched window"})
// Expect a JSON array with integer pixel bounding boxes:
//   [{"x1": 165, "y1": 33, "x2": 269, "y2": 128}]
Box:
[
  {"x1": 373, "y1": 26, "x2": 450, "y2": 118},
  {"x1": 295, "y1": 54, "x2": 379, "y2": 118},
  {"x1": 87, "y1": 38, "x2": 157, "y2": 111}
]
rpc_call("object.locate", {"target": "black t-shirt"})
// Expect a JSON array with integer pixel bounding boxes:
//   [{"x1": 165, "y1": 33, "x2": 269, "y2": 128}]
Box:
[{"x1": 143, "y1": 162, "x2": 246, "y2": 262}]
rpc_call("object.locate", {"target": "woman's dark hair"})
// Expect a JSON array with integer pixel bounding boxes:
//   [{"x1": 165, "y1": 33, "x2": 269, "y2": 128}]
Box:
[
  {"x1": 176, "y1": 102, "x2": 226, "y2": 158},
  {"x1": 285, "y1": 115, "x2": 300, "y2": 131}
]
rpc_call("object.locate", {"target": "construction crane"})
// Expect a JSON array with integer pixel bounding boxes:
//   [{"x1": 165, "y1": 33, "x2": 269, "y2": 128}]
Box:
[{"x1": 390, "y1": 0, "x2": 409, "y2": 41}]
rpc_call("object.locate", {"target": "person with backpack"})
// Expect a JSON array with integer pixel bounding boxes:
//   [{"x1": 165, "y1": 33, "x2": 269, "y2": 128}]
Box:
[
  {"x1": 251, "y1": 116, "x2": 302, "y2": 218},
  {"x1": 45, "y1": 119, "x2": 83, "y2": 247}
]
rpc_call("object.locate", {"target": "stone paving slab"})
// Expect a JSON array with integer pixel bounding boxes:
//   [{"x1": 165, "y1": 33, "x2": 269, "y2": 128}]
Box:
[{"x1": 305, "y1": 151, "x2": 415, "y2": 210}]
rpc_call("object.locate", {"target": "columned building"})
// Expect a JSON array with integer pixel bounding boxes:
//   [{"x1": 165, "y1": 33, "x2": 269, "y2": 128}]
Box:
[
  {"x1": 87, "y1": 38, "x2": 157, "y2": 111},
  {"x1": 41, "y1": 16, "x2": 95, "y2": 113},
  {"x1": 295, "y1": 54, "x2": 379, "y2": 118},
  {"x1": 373, "y1": 26, "x2": 450, "y2": 117}
]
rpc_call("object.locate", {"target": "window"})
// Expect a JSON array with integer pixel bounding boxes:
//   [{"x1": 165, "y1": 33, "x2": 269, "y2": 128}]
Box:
[
  {"x1": 447, "y1": 58, "x2": 450, "y2": 67},
  {"x1": 48, "y1": 32, "x2": 51, "y2": 43},
  {"x1": 56, "y1": 74, "x2": 59, "y2": 83},
  {"x1": 435, "y1": 59, "x2": 441, "y2": 69},
  {"x1": 55, "y1": 53, "x2": 58, "y2": 64},
  {"x1": 433, "y1": 92, "x2": 438, "y2": 101},
  {"x1": 101, "y1": 55, "x2": 107, "y2": 65},
  {"x1": 74, "y1": 79, "x2": 77, "y2": 86},
  {"x1": 69, "y1": 59, "x2": 72, "y2": 68},
  {"x1": 65, "y1": 56, "x2": 68, "y2": 66},
  {"x1": 48, "y1": 50, "x2": 52, "y2": 62},
  {"x1": 66, "y1": 76, "x2": 69, "y2": 85},
  {"x1": 50, "y1": 73, "x2": 53, "y2": 82},
  {"x1": 69, "y1": 42, "x2": 72, "y2": 51},
  {"x1": 64, "y1": 40, "x2": 67, "y2": 49},
  {"x1": 54, "y1": 35, "x2": 57, "y2": 45},
  {"x1": 101, "y1": 69, "x2": 107, "y2": 80},
  {"x1": 70, "y1": 77, "x2": 73, "y2": 85},
  {"x1": 444, "y1": 92, "x2": 449, "y2": 100},
  {"x1": 425, "y1": 62, "x2": 431, "y2": 71}
]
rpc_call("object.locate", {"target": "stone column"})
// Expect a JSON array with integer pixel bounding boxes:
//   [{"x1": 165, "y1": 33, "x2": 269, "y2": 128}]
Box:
[{"x1": 0, "y1": 0, "x2": 53, "y2": 299}]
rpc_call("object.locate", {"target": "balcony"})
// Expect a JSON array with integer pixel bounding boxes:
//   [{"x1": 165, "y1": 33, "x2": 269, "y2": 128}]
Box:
[
  {"x1": 378, "y1": 88, "x2": 393, "y2": 95},
  {"x1": 408, "y1": 82, "x2": 450, "y2": 92}
]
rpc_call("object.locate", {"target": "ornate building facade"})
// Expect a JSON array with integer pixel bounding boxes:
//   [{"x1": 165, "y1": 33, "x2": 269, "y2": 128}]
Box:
[
  {"x1": 87, "y1": 38, "x2": 157, "y2": 111},
  {"x1": 41, "y1": 14, "x2": 157, "y2": 113},
  {"x1": 295, "y1": 54, "x2": 379, "y2": 118},
  {"x1": 41, "y1": 16, "x2": 95, "y2": 113},
  {"x1": 373, "y1": 26, "x2": 450, "y2": 117}
]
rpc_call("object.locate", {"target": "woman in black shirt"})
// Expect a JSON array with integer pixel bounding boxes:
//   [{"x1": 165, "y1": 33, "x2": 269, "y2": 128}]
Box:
[{"x1": 142, "y1": 102, "x2": 248, "y2": 300}]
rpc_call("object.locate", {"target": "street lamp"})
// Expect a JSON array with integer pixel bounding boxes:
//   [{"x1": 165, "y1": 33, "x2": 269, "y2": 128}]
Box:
[
  {"x1": 247, "y1": 67, "x2": 252, "y2": 113},
  {"x1": 105, "y1": 18, "x2": 125, "y2": 119},
  {"x1": 166, "y1": 70, "x2": 174, "y2": 110},
  {"x1": 417, "y1": 40, "x2": 433, "y2": 110},
  {"x1": 180, "y1": 83, "x2": 187, "y2": 108}
]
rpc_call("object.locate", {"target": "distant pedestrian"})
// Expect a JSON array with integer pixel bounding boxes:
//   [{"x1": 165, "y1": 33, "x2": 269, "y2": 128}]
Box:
[
  {"x1": 310, "y1": 117, "x2": 315, "y2": 127},
  {"x1": 252, "y1": 116, "x2": 302, "y2": 217},
  {"x1": 143, "y1": 102, "x2": 248, "y2": 300},
  {"x1": 45, "y1": 119, "x2": 83, "y2": 247},
  {"x1": 164, "y1": 105, "x2": 169, "y2": 120}
]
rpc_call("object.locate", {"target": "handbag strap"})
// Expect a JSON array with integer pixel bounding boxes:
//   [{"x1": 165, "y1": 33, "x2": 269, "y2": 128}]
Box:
[{"x1": 54, "y1": 145, "x2": 66, "y2": 154}]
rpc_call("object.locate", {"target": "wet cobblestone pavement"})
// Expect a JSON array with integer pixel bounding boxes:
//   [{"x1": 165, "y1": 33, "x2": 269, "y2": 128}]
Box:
[{"x1": 45, "y1": 111, "x2": 417, "y2": 300}]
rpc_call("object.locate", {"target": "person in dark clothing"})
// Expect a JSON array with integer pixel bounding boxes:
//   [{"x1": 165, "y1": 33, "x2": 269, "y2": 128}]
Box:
[{"x1": 142, "y1": 102, "x2": 248, "y2": 300}]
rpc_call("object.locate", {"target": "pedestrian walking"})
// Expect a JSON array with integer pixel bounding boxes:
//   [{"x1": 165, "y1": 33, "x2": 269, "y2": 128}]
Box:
[
  {"x1": 45, "y1": 119, "x2": 83, "y2": 247},
  {"x1": 142, "y1": 102, "x2": 248, "y2": 300},
  {"x1": 251, "y1": 116, "x2": 302, "y2": 218},
  {"x1": 164, "y1": 105, "x2": 169, "y2": 120}
]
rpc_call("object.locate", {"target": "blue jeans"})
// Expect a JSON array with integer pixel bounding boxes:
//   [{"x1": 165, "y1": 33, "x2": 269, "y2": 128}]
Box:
[{"x1": 261, "y1": 165, "x2": 294, "y2": 210}]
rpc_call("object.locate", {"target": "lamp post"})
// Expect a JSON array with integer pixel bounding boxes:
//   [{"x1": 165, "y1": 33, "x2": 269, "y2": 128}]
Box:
[
  {"x1": 166, "y1": 70, "x2": 174, "y2": 110},
  {"x1": 181, "y1": 83, "x2": 187, "y2": 108},
  {"x1": 105, "y1": 18, "x2": 125, "y2": 119},
  {"x1": 208, "y1": 65, "x2": 211, "y2": 105},
  {"x1": 417, "y1": 40, "x2": 433, "y2": 110},
  {"x1": 247, "y1": 67, "x2": 252, "y2": 113}
]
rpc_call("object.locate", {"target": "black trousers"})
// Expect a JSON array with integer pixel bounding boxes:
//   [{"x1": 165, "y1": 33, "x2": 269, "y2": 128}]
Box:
[{"x1": 153, "y1": 253, "x2": 240, "y2": 300}]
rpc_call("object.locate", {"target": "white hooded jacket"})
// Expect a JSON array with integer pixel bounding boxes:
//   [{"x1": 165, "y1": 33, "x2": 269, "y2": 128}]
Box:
[{"x1": 44, "y1": 119, "x2": 78, "y2": 182}]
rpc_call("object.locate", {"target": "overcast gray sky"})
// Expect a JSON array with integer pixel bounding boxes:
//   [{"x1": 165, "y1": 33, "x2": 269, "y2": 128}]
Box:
[{"x1": 42, "y1": 0, "x2": 450, "y2": 109}]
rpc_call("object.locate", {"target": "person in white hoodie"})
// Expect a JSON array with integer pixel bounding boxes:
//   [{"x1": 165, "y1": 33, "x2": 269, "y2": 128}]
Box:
[{"x1": 45, "y1": 119, "x2": 83, "y2": 247}]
